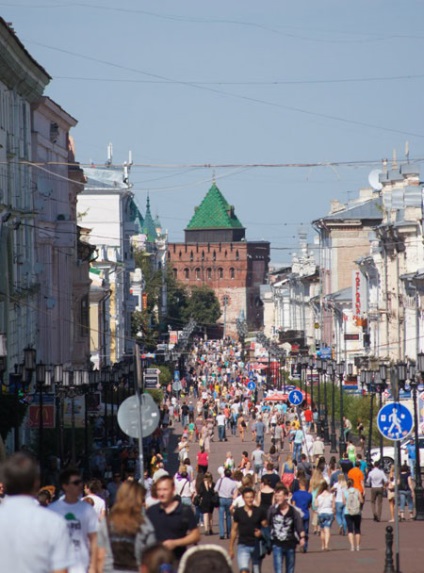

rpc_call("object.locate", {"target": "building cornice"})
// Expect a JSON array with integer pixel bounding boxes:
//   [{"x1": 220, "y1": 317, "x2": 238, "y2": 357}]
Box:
[{"x1": 0, "y1": 19, "x2": 50, "y2": 100}]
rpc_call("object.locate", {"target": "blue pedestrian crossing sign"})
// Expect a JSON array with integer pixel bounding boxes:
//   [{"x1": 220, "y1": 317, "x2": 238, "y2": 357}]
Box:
[
  {"x1": 288, "y1": 389, "x2": 303, "y2": 406},
  {"x1": 247, "y1": 381, "x2": 256, "y2": 391},
  {"x1": 377, "y1": 402, "x2": 413, "y2": 441}
]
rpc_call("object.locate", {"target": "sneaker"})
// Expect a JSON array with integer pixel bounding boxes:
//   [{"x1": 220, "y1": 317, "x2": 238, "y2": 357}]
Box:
[
  {"x1": 356, "y1": 547, "x2": 360, "y2": 551},
  {"x1": 350, "y1": 547, "x2": 355, "y2": 552}
]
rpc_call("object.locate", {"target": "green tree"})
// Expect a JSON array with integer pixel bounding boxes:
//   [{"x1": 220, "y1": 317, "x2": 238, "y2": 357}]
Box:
[
  {"x1": 182, "y1": 285, "x2": 221, "y2": 326},
  {"x1": 164, "y1": 272, "x2": 188, "y2": 330}
]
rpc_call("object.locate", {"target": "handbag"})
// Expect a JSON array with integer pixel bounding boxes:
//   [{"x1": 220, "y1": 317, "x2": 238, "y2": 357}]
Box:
[
  {"x1": 193, "y1": 494, "x2": 201, "y2": 507},
  {"x1": 211, "y1": 491, "x2": 220, "y2": 507}
]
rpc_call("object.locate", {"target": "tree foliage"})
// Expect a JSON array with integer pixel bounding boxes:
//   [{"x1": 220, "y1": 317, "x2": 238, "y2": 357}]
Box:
[{"x1": 182, "y1": 285, "x2": 221, "y2": 326}]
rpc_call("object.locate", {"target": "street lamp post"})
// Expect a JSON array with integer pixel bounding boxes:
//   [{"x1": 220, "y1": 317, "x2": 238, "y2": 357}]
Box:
[
  {"x1": 321, "y1": 360, "x2": 330, "y2": 444},
  {"x1": 337, "y1": 361, "x2": 346, "y2": 456},
  {"x1": 316, "y1": 358, "x2": 322, "y2": 435},
  {"x1": 364, "y1": 369, "x2": 375, "y2": 466},
  {"x1": 308, "y1": 356, "x2": 314, "y2": 416},
  {"x1": 411, "y1": 353, "x2": 424, "y2": 520},
  {"x1": 376, "y1": 364, "x2": 388, "y2": 464},
  {"x1": 328, "y1": 361, "x2": 338, "y2": 453},
  {"x1": 35, "y1": 362, "x2": 52, "y2": 470}
]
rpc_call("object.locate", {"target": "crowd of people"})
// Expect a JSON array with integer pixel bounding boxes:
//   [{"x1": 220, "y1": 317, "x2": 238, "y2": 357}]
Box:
[{"x1": 0, "y1": 337, "x2": 420, "y2": 573}]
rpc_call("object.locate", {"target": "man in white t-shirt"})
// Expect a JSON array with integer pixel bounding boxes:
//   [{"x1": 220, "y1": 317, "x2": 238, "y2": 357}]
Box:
[
  {"x1": 83, "y1": 478, "x2": 106, "y2": 520},
  {"x1": 216, "y1": 412, "x2": 227, "y2": 441},
  {"x1": 49, "y1": 469, "x2": 98, "y2": 573},
  {"x1": 0, "y1": 453, "x2": 73, "y2": 573}
]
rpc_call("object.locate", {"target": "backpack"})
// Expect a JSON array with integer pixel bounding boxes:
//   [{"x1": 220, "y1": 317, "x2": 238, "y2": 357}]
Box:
[{"x1": 346, "y1": 489, "x2": 361, "y2": 515}]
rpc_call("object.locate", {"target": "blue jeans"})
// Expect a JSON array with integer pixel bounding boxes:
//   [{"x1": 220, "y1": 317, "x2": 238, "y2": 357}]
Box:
[
  {"x1": 219, "y1": 498, "x2": 232, "y2": 538},
  {"x1": 399, "y1": 490, "x2": 413, "y2": 512},
  {"x1": 293, "y1": 442, "x2": 302, "y2": 462},
  {"x1": 218, "y1": 425, "x2": 225, "y2": 441},
  {"x1": 237, "y1": 544, "x2": 260, "y2": 573},
  {"x1": 256, "y1": 434, "x2": 264, "y2": 449},
  {"x1": 272, "y1": 545, "x2": 296, "y2": 573},
  {"x1": 335, "y1": 501, "x2": 347, "y2": 534}
]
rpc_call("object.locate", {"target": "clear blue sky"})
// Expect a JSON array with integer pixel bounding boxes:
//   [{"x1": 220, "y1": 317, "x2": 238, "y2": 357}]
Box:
[{"x1": 3, "y1": 1, "x2": 424, "y2": 264}]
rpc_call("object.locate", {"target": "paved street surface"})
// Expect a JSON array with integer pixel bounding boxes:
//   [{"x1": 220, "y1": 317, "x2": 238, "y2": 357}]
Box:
[{"x1": 169, "y1": 412, "x2": 424, "y2": 573}]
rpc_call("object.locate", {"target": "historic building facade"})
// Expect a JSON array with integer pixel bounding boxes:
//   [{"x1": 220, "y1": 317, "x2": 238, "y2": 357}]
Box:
[{"x1": 168, "y1": 183, "x2": 270, "y2": 336}]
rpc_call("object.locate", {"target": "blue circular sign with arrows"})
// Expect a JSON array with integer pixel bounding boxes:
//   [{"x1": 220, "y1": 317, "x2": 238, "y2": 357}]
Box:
[
  {"x1": 377, "y1": 402, "x2": 413, "y2": 441},
  {"x1": 247, "y1": 381, "x2": 256, "y2": 391},
  {"x1": 288, "y1": 389, "x2": 303, "y2": 406}
]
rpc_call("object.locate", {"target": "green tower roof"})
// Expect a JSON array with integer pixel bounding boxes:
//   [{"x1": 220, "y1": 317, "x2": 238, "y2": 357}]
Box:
[
  {"x1": 186, "y1": 183, "x2": 244, "y2": 230},
  {"x1": 141, "y1": 195, "x2": 158, "y2": 242}
]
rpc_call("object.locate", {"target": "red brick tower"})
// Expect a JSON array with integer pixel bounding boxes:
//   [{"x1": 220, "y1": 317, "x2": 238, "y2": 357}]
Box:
[{"x1": 167, "y1": 183, "x2": 270, "y2": 336}]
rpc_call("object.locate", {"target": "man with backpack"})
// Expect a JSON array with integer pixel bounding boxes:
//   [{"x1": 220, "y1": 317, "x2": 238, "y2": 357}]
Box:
[
  {"x1": 267, "y1": 484, "x2": 305, "y2": 573},
  {"x1": 344, "y1": 478, "x2": 363, "y2": 552}
]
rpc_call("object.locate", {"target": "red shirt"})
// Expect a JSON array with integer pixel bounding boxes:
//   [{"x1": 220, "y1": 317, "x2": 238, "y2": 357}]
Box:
[{"x1": 197, "y1": 451, "x2": 209, "y2": 466}]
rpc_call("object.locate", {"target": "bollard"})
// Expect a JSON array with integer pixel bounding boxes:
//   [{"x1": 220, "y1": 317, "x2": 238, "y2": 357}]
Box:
[{"x1": 384, "y1": 526, "x2": 395, "y2": 573}]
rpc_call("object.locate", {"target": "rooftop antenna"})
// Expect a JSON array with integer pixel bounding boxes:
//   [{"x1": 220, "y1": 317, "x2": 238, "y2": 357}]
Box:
[
  {"x1": 405, "y1": 140, "x2": 410, "y2": 163},
  {"x1": 106, "y1": 142, "x2": 113, "y2": 167},
  {"x1": 392, "y1": 148, "x2": 397, "y2": 169}
]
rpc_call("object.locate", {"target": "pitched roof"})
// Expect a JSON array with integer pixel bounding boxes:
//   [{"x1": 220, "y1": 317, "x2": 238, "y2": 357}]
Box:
[
  {"x1": 186, "y1": 183, "x2": 244, "y2": 230},
  {"x1": 141, "y1": 195, "x2": 158, "y2": 242},
  {"x1": 317, "y1": 197, "x2": 383, "y2": 223}
]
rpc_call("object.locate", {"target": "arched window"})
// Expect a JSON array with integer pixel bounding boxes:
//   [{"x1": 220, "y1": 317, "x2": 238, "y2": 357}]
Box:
[
  {"x1": 179, "y1": 251, "x2": 182, "y2": 259},
  {"x1": 206, "y1": 267, "x2": 212, "y2": 279},
  {"x1": 195, "y1": 267, "x2": 201, "y2": 280},
  {"x1": 235, "y1": 250, "x2": 239, "y2": 261},
  {"x1": 229, "y1": 267, "x2": 235, "y2": 279},
  {"x1": 201, "y1": 250, "x2": 205, "y2": 261},
  {"x1": 218, "y1": 267, "x2": 224, "y2": 279},
  {"x1": 190, "y1": 251, "x2": 194, "y2": 262},
  {"x1": 184, "y1": 268, "x2": 189, "y2": 279},
  {"x1": 225, "y1": 250, "x2": 228, "y2": 258},
  {"x1": 213, "y1": 250, "x2": 216, "y2": 261},
  {"x1": 173, "y1": 268, "x2": 178, "y2": 279}
]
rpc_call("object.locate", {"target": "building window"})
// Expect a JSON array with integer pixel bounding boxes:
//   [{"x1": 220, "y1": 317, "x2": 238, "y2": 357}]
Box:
[
  {"x1": 218, "y1": 267, "x2": 224, "y2": 279},
  {"x1": 229, "y1": 267, "x2": 235, "y2": 279},
  {"x1": 190, "y1": 251, "x2": 194, "y2": 262},
  {"x1": 201, "y1": 250, "x2": 205, "y2": 261},
  {"x1": 173, "y1": 268, "x2": 178, "y2": 279},
  {"x1": 195, "y1": 267, "x2": 201, "y2": 280},
  {"x1": 225, "y1": 250, "x2": 227, "y2": 258},
  {"x1": 184, "y1": 268, "x2": 189, "y2": 279},
  {"x1": 213, "y1": 250, "x2": 216, "y2": 261},
  {"x1": 235, "y1": 250, "x2": 239, "y2": 260},
  {"x1": 179, "y1": 251, "x2": 182, "y2": 259},
  {"x1": 80, "y1": 295, "x2": 89, "y2": 336},
  {"x1": 206, "y1": 267, "x2": 212, "y2": 279}
]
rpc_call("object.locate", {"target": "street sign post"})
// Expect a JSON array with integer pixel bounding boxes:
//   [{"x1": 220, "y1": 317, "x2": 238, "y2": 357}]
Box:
[
  {"x1": 377, "y1": 400, "x2": 413, "y2": 573},
  {"x1": 247, "y1": 381, "x2": 256, "y2": 391},
  {"x1": 288, "y1": 389, "x2": 303, "y2": 406},
  {"x1": 144, "y1": 368, "x2": 159, "y2": 389}
]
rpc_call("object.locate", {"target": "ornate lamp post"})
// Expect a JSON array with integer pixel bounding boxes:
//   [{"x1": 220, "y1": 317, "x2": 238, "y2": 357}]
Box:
[
  {"x1": 337, "y1": 361, "x2": 346, "y2": 456},
  {"x1": 363, "y1": 369, "x2": 375, "y2": 466},
  {"x1": 236, "y1": 311, "x2": 248, "y2": 364},
  {"x1": 376, "y1": 363, "x2": 388, "y2": 464},
  {"x1": 315, "y1": 358, "x2": 323, "y2": 432},
  {"x1": 308, "y1": 356, "x2": 314, "y2": 414},
  {"x1": 35, "y1": 361, "x2": 52, "y2": 470},
  {"x1": 321, "y1": 359, "x2": 330, "y2": 443},
  {"x1": 327, "y1": 361, "x2": 338, "y2": 453},
  {"x1": 410, "y1": 353, "x2": 424, "y2": 520}
]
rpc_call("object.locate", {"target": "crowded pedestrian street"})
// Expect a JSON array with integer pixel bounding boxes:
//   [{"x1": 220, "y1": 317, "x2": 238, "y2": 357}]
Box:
[{"x1": 1, "y1": 337, "x2": 424, "y2": 573}]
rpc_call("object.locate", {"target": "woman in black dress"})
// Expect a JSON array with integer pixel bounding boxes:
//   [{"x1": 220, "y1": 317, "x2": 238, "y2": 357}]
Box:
[{"x1": 198, "y1": 472, "x2": 217, "y2": 535}]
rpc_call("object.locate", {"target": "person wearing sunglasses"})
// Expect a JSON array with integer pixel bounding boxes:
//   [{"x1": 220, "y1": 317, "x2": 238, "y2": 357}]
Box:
[{"x1": 49, "y1": 469, "x2": 98, "y2": 573}]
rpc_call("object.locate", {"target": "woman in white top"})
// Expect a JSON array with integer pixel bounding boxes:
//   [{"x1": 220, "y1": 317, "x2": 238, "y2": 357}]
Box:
[
  {"x1": 315, "y1": 481, "x2": 335, "y2": 551},
  {"x1": 332, "y1": 473, "x2": 347, "y2": 535}
]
